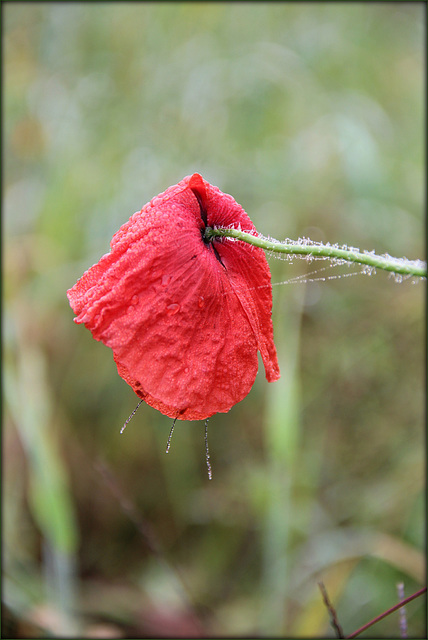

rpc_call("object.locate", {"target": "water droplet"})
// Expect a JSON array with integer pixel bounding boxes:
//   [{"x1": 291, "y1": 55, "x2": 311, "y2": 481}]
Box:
[
  {"x1": 166, "y1": 303, "x2": 180, "y2": 315},
  {"x1": 184, "y1": 367, "x2": 189, "y2": 374},
  {"x1": 130, "y1": 294, "x2": 139, "y2": 305},
  {"x1": 161, "y1": 274, "x2": 172, "y2": 287},
  {"x1": 198, "y1": 296, "x2": 205, "y2": 308}
]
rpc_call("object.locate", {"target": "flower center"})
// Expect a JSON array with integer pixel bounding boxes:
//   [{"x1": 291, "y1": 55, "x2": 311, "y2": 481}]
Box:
[
  {"x1": 191, "y1": 188, "x2": 208, "y2": 227},
  {"x1": 190, "y1": 187, "x2": 225, "y2": 268}
]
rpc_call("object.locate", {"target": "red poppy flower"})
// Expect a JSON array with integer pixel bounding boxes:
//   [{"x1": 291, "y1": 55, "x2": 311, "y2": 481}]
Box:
[{"x1": 67, "y1": 173, "x2": 280, "y2": 421}]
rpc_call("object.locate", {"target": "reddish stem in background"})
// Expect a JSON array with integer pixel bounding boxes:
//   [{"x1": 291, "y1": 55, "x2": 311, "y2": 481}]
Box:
[{"x1": 346, "y1": 587, "x2": 427, "y2": 639}]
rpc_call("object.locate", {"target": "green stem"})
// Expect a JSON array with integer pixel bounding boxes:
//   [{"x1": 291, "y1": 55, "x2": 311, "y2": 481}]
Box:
[{"x1": 204, "y1": 227, "x2": 427, "y2": 279}]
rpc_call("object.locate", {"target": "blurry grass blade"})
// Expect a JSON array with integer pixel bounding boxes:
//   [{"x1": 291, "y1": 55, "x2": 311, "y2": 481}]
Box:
[
  {"x1": 5, "y1": 344, "x2": 78, "y2": 553},
  {"x1": 4, "y1": 330, "x2": 79, "y2": 634},
  {"x1": 259, "y1": 286, "x2": 303, "y2": 634}
]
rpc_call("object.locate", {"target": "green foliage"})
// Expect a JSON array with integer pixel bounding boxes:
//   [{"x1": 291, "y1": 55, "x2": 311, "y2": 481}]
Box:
[{"x1": 4, "y1": 3, "x2": 425, "y2": 637}]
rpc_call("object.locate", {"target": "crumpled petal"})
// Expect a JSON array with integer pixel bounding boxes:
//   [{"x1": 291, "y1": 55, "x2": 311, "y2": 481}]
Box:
[{"x1": 67, "y1": 174, "x2": 280, "y2": 420}]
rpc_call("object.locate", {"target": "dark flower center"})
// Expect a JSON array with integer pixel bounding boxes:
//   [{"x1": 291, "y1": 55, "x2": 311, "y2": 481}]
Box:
[
  {"x1": 191, "y1": 188, "x2": 208, "y2": 227},
  {"x1": 191, "y1": 187, "x2": 226, "y2": 268}
]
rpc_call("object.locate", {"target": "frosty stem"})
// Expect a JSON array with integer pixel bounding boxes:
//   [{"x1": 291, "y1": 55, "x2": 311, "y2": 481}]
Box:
[{"x1": 204, "y1": 227, "x2": 427, "y2": 279}]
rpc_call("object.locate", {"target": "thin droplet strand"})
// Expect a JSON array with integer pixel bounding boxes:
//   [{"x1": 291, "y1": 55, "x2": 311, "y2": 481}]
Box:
[
  {"x1": 204, "y1": 419, "x2": 212, "y2": 480},
  {"x1": 165, "y1": 418, "x2": 177, "y2": 453},
  {"x1": 120, "y1": 399, "x2": 144, "y2": 434}
]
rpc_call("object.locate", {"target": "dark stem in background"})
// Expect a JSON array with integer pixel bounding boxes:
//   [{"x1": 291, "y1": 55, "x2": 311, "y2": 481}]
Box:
[{"x1": 318, "y1": 582, "x2": 344, "y2": 638}]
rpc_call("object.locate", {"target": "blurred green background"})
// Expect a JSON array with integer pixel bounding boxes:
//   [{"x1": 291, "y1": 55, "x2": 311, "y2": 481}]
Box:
[{"x1": 3, "y1": 3, "x2": 425, "y2": 638}]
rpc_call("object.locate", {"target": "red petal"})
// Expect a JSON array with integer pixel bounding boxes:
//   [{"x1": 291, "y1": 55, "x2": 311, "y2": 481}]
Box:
[{"x1": 67, "y1": 175, "x2": 280, "y2": 420}]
